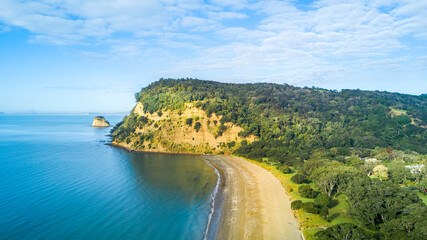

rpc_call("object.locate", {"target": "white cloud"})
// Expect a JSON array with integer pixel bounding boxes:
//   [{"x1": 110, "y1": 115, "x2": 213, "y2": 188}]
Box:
[
  {"x1": 414, "y1": 56, "x2": 427, "y2": 70},
  {"x1": 210, "y1": 0, "x2": 249, "y2": 10},
  {"x1": 0, "y1": 0, "x2": 426, "y2": 87},
  {"x1": 0, "y1": 24, "x2": 11, "y2": 33},
  {"x1": 207, "y1": 11, "x2": 248, "y2": 20},
  {"x1": 181, "y1": 16, "x2": 219, "y2": 32}
]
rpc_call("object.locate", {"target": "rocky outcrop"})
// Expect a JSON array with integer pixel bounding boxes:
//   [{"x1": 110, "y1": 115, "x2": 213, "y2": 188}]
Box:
[{"x1": 92, "y1": 116, "x2": 110, "y2": 127}]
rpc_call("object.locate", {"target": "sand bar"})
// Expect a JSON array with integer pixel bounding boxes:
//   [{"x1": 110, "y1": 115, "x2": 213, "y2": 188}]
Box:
[{"x1": 201, "y1": 155, "x2": 301, "y2": 240}]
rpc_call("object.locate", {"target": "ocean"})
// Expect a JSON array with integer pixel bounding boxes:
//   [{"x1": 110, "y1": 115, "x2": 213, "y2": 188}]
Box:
[{"x1": 0, "y1": 114, "x2": 219, "y2": 240}]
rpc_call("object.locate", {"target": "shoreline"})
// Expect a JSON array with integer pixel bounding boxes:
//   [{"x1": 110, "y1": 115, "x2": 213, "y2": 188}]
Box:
[
  {"x1": 201, "y1": 155, "x2": 301, "y2": 240},
  {"x1": 107, "y1": 142, "x2": 206, "y2": 155},
  {"x1": 201, "y1": 159, "x2": 226, "y2": 240},
  {"x1": 109, "y1": 143, "x2": 301, "y2": 239}
]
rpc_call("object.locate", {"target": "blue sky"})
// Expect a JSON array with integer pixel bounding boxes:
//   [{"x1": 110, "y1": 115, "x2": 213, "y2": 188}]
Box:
[{"x1": 0, "y1": 0, "x2": 426, "y2": 113}]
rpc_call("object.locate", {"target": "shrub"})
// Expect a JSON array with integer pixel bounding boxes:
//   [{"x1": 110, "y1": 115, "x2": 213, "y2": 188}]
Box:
[
  {"x1": 318, "y1": 206, "x2": 329, "y2": 219},
  {"x1": 227, "y1": 141, "x2": 236, "y2": 148},
  {"x1": 216, "y1": 124, "x2": 227, "y2": 137},
  {"x1": 194, "y1": 122, "x2": 202, "y2": 132},
  {"x1": 302, "y1": 202, "x2": 319, "y2": 214},
  {"x1": 278, "y1": 164, "x2": 292, "y2": 174},
  {"x1": 314, "y1": 193, "x2": 331, "y2": 207},
  {"x1": 298, "y1": 184, "x2": 318, "y2": 199},
  {"x1": 186, "y1": 118, "x2": 193, "y2": 126},
  {"x1": 291, "y1": 200, "x2": 303, "y2": 210},
  {"x1": 291, "y1": 173, "x2": 310, "y2": 184}
]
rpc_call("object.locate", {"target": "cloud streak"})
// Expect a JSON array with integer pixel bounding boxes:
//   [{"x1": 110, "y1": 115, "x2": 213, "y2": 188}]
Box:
[{"x1": 0, "y1": 0, "x2": 426, "y2": 89}]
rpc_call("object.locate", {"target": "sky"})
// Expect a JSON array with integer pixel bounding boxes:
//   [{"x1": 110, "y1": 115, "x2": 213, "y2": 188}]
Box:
[{"x1": 0, "y1": 0, "x2": 426, "y2": 113}]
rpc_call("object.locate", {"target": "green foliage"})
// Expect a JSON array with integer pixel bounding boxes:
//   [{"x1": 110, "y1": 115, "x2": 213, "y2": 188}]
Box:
[
  {"x1": 186, "y1": 118, "x2": 193, "y2": 126},
  {"x1": 298, "y1": 184, "x2": 318, "y2": 199},
  {"x1": 194, "y1": 122, "x2": 201, "y2": 132},
  {"x1": 227, "y1": 141, "x2": 236, "y2": 148},
  {"x1": 345, "y1": 156, "x2": 363, "y2": 166},
  {"x1": 291, "y1": 200, "x2": 303, "y2": 210},
  {"x1": 215, "y1": 124, "x2": 227, "y2": 138},
  {"x1": 345, "y1": 178, "x2": 423, "y2": 229},
  {"x1": 277, "y1": 164, "x2": 292, "y2": 174},
  {"x1": 302, "y1": 202, "x2": 319, "y2": 214},
  {"x1": 310, "y1": 163, "x2": 365, "y2": 197},
  {"x1": 291, "y1": 173, "x2": 310, "y2": 184},
  {"x1": 380, "y1": 203, "x2": 427, "y2": 240},
  {"x1": 388, "y1": 162, "x2": 411, "y2": 184},
  {"x1": 318, "y1": 205, "x2": 329, "y2": 219},
  {"x1": 315, "y1": 223, "x2": 378, "y2": 240},
  {"x1": 315, "y1": 193, "x2": 332, "y2": 207},
  {"x1": 419, "y1": 177, "x2": 427, "y2": 194},
  {"x1": 129, "y1": 78, "x2": 426, "y2": 156}
]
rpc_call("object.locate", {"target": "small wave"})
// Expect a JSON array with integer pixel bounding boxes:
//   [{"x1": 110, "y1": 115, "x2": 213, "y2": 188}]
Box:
[{"x1": 202, "y1": 159, "x2": 221, "y2": 240}]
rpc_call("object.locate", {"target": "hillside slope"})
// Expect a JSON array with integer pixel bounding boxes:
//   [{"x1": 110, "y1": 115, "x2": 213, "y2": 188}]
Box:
[{"x1": 111, "y1": 78, "x2": 426, "y2": 157}]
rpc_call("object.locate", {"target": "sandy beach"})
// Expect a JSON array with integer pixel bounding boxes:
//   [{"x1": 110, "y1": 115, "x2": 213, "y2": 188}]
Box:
[{"x1": 201, "y1": 155, "x2": 301, "y2": 240}]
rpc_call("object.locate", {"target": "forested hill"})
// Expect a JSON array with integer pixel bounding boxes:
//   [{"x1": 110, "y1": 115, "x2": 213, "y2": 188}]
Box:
[{"x1": 112, "y1": 78, "x2": 426, "y2": 158}]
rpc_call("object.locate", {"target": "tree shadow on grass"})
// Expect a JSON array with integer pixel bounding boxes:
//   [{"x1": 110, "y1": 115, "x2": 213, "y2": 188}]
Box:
[
  {"x1": 327, "y1": 213, "x2": 340, "y2": 222},
  {"x1": 328, "y1": 199, "x2": 339, "y2": 208}
]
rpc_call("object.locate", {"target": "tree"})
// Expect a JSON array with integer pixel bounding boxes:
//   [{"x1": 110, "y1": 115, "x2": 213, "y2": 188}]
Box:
[
  {"x1": 315, "y1": 223, "x2": 378, "y2": 240},
  {"x1": 346, "y1": 179, "x2": 422, "y2": 228},
  {"x1": 388, "y1": 162, "x2": 411, "y2": 184},
  {"x1": 315, "y1": 193, "x2": 331, "y2": 207},
  {"x1": 277, "y1": 164, "x2": 292, "y2": 174},
  {"x1": 298, "y1": 184, "x2": 317, "y2": 199},
  {"x1": 194, "y1": 122, "x2": 201, "y2": 132},
  {"x1": 419, "y1": 177, "x2": 427, "y2": 194},
  {"x1": 311, "y1": 164, "x2": 364, "y2": 197},
  {"x1": 380, "y1": 203, "x2": 427, "y2": 240},
  {"x1": 311, "y1": 166, "x2": 340, "y2": 197},
  {"x1": 186, "y1": 118, "x2": 193, "y2": 126},
  {"x1": 373, "y1": 164, "x2": 389, "y2": 179},
  {"x1": 318, "y1": 205, "x2": 329, "y2": 219},
  {"x1": 345, "y1": 156, "x2": 363, "y2": 166},
  {"x1": 302, "y1": 202, "x2": 319, "y2": 214},
  {"x1": 291, "y1": 173, "x2": 310, "y2": 184},
  {"x1": 291, "y1": 200, "x2": 303, "y2": 210}
]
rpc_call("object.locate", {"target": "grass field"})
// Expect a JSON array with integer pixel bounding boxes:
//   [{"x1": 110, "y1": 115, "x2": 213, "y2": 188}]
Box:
[{"x1": 245, "y1": 158, "x2": 356, "y2": 240}]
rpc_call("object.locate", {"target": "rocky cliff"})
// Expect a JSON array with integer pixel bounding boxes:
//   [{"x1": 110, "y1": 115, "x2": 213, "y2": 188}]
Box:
[{"x1": 92, "y1": 116, "x2": 110, "y2": 127}]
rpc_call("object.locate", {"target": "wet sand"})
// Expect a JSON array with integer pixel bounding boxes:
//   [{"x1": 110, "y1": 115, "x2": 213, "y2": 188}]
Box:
[{"x1": 201, "y1": 155, "x2": 301, "y2": 240}]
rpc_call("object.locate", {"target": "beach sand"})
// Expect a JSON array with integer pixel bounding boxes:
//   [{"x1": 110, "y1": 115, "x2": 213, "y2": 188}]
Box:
[{"x1": 202, "y1": 155, "x2": 301, "y2": 240}]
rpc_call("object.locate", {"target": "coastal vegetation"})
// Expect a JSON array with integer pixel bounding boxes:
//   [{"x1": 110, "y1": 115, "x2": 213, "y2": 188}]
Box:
[{"x1": 111, "y1": 78, "x2": 427, "y2": 239}]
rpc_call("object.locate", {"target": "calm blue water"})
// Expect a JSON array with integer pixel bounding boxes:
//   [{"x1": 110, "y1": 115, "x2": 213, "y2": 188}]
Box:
[{"x1": 0, "y1": 114, "x2": 218, "y2": 240}]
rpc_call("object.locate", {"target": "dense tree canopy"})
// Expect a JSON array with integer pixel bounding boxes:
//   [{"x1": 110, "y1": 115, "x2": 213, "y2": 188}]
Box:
[{"x1": 124, "y1": 78, "x2": 427, "y2": 160}]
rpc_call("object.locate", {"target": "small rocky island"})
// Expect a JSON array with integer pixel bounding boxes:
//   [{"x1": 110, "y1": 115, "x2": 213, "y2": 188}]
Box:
[{"x1": 92, "y1": 116, "x2": 110, "y2": 127}]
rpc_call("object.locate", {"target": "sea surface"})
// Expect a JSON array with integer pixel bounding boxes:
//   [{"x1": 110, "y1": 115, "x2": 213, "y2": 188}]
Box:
[{"x1": 0, "y1": 114, "x2": 219, "y2": 240}]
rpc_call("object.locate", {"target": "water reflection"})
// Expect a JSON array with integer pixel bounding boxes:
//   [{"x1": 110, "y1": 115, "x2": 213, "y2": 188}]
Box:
[{"x1": 125, "y1": 151, "x2": 217, "y2": 205}]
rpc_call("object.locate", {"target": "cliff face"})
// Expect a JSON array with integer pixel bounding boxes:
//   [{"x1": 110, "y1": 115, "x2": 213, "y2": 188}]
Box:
[
  {"x1": 92, "y1": 116, "x2": 110, "y2": 127},
  {"x1": 111, "y1": 102, "x2": 256, "y2": 154}
]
